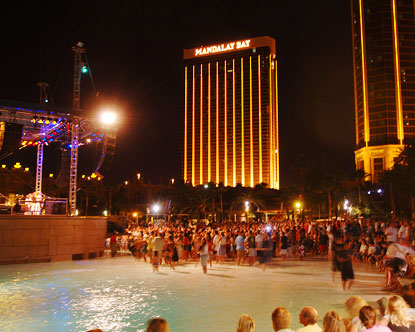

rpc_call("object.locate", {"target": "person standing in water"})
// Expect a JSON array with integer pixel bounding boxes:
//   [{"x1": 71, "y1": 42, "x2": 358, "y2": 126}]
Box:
[{"x1": 199, "y1": 238, "x2": 210, "y2": 274}]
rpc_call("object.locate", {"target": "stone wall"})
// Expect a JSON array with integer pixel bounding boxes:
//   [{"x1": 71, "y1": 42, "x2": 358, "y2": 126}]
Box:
[{"x1": 0, "y1": 216, "x2": 107, "y2": 264}]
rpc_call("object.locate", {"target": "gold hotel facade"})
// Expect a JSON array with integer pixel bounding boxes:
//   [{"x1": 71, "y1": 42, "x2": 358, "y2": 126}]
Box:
[
  {"x1": 183, "y1": 36, "x2": 279, "y2": 189},
  {"x1": 352, "y1": 0, "x2": 415, "y2": 182}
]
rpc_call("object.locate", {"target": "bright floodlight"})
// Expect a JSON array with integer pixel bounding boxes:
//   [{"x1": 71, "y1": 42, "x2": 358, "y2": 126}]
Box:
[
  {"x1": 100, "y1": 111, "x2": 117, "y2": 125},
  {"x1": 152, "y1": 204, "x2": 160, "y2": 213}
]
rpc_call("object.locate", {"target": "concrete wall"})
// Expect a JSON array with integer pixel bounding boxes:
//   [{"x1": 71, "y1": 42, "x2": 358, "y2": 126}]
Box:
[{"x1": 0, "y1": 216, "x2": 107, "y2": 264}]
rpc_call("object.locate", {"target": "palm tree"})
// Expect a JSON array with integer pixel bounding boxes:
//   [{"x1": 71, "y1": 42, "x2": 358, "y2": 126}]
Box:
[
  {"x1": 353, "y1": 168, "x2": 369, "y2": 205},
  {"x1": 321, "y1": 163, "x2": 341, "y2": 219},
  {"x1": 189, "y1": 190, "x2": 211, "y2": 220},
  {"x1": 231, "y1": 188, "x2": 265, "y2": 221}
]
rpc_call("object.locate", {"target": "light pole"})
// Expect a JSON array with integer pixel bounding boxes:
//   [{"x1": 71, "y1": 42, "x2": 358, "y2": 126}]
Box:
[
  {"x1": 245, "y1": 200, "x2": 249, "y2": 223},
  {"x1": 152, "y1": 203, "x2": 160, "y2": 222}
]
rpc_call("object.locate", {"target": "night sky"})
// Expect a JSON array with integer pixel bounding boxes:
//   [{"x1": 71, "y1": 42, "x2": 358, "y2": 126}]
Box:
[{"x1": 1, "y1": 1, "x2": 355, "y2": 188}]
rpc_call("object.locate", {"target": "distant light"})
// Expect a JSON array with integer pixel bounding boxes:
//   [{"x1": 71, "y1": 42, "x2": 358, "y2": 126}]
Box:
[
  {"x1": 204, "y1": 184, "x2": 208, "y2": 189},
  {"x1": 82, "y1": 65, "x2": 88, "y2": 73},
  {"x1": 91, "y1": 173, "x2": 97, "y2": 179},
  {"x1": 45, "y1": 99, "x2": 49, "y2": 103},
  {"x1": 75, "y1": 209, "x2": 79, "y2": 216},
  {"x1": 133, "y1": 212, "x2": 138, "y2": 217},
  {"x1": 344, "y1": 199, "x2": 349, "y2": 205},
  {"x1": 82, "y1": 175, "x2": 86, "y2": 178},
  {"x1": 124, "y1": 180, "x2": 128, "y2": 186},
  {"x1": 1, "y1": 165, "x2": 6, "y2": 168},
  {"x1": 100, "y1": 111, "x2": 117, "y2": 125},
  {"x1": 368, "y1": 191, "x2": 371, "y2": 195},
  {"x1": 137, "y1": 173, "x2": 141, "y2": 180},
  {"x1": 24, "y1": 167, "x2": 29, "y2": 172},
  {"x1": 377, "y1": 189, "x2": 383, "y2": 194},
  {"x1": 49, "y1": 173, "x2": 53, "y2": 178},
  {"x1": 171, "y1": 178, "x2": 174, "y2": 184},
  {"x1": 275, "y1": 149, "x2": 278, "y2": 154},
  {"x1": 98, "y1": 177, "x2": 101, "y2": 181},
  {"x1": 13, "y1": 162, "x2": 21, "y2": 169},
  {"x1": 152, "y1": 204, "x2": 160, "y2": 213},
  {"x1": 103, "y1": 210, "x2": 108, "y2": 216}
]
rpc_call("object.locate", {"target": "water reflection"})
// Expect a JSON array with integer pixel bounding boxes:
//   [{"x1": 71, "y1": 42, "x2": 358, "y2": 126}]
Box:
[{"x1": 0, "y1": 257, "x2": 385, "y2": 332}]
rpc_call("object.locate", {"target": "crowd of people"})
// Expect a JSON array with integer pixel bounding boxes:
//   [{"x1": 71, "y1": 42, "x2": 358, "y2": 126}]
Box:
[
  {"x1": 99, "y1": 217, "x2": 415, "y2": 332},
  {"x1": 107, "y1": 217, "x2": 415, "y2": 289},
  {"x1": 87, "y1": 294, "x2": 415, "y2": 332}
]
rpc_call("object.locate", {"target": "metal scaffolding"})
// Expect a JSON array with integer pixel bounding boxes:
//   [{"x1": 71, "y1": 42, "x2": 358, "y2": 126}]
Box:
[
  {"x1": 69, "y1": 124, "x2": 79, "y2": 216},
  {"x1": 68, "y1": 42, "x2": 85, "y2": 216},
  {"x1": 35, "y1": 143, "x2": 43, "y2": 193}
]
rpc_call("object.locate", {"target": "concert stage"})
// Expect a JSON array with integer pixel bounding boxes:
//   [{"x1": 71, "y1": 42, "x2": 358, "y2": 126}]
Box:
[{"x1": 0, "y1": 215, "x2": 107, "y2": 264}]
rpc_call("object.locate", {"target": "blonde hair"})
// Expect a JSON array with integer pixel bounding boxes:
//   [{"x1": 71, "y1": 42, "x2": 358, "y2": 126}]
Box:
[
  {"x1": 387, "y1": 295, "x2": 410, "y2": 328},
  {"x1": 323, "y1": 311, "x2": 346, "y2": 332},
  {"x1": 345, "y1": 296, "x2": 368, "y2": 318},
  {"x1": 237, "y1": 314, "x2": 255, "y2": 332}
]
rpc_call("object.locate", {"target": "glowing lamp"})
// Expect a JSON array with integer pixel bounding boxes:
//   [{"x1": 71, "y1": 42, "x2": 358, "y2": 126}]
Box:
[
  {"x1": 100, "y1": 111, "x2": 117, "y2": 125},
  {"x1": 152, "y1": 204, "x2": 160, "y2": 213}
]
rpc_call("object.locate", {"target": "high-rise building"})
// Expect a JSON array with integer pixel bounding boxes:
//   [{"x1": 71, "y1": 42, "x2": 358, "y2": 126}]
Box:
[
  {"x1": 183, "y1": 36, "x2": 279, "y2": 189},
  {"x1": 351, "y1": 0, "x2": 415, "y2": 182}
]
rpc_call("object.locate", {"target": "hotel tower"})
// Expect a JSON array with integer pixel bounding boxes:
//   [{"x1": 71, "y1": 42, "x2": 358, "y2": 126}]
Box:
[
  {"x1": 183, "y1": 36, "x2": 279, "y2": 189},
  {"x1": 352, "y1": 0, "x2": 415, "y2": 182}
]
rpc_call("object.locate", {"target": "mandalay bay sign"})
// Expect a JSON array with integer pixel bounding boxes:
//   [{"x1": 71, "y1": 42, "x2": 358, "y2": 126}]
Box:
[{"x1": 194, "y1": 39, "x2": 251, "y2": 56}]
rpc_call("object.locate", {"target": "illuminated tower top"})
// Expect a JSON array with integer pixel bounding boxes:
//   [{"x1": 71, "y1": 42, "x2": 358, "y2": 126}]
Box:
[{"x1": 183, "y1": 36, "x2": 279, "y2": 189}]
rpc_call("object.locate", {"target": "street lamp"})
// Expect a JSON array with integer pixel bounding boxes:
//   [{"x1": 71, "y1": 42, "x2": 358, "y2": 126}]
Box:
[
  {"x1": 294, "y1": 201, "x2": 303, "y2": 223},
  {"x1": 152, "y1": 203, "x2": 160, "y2": 221},
  {"x1": 245, "y1": 201, "x2": 249, "y2": 222}
]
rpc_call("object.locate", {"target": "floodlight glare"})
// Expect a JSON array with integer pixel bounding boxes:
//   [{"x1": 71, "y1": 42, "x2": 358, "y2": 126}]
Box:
[
  {"x1": 100, "y1": 111, "x2": 117, "y2": 125},
  {"x1": 152, "y1": 204, "x2": 160, "y2": 213}
]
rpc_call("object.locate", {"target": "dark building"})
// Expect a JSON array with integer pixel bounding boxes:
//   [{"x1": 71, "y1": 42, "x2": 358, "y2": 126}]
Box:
[
  {"x1": 351, "y1": 0, "x2": 415, "y2": 182},
  {"x1": 183, "y1": 36, "x2": 279, "y2": 189}
]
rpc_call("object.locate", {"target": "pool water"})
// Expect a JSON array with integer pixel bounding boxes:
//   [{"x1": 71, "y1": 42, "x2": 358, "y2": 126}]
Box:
[{"x1": 0, "y1": 255, "x2": 386, "y2": 332}]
